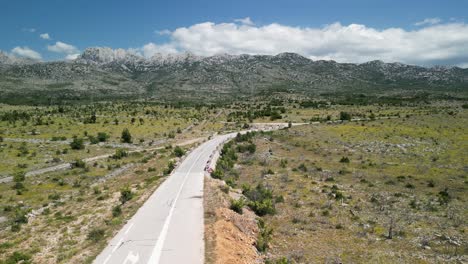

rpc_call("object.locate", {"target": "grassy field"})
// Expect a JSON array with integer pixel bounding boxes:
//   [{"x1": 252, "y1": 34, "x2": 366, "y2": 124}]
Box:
[
  {"x1": 0, "y1": 103, "x2": 229, "y2": 176},
  {"x1": 1, "y1": 99, "x2": 466, "y2": 263},
  {"x1": 214, "y1": 105, "x2": 467, "y2": 263},
  {"x1": 0, "y1": 102, "x2": 229, "y2": 263}
]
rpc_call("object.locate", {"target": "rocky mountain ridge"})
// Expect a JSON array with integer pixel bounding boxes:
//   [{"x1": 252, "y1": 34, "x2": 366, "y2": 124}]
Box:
[{"x1": 0, "y1": 47, "x2": 467, "y2": 104}]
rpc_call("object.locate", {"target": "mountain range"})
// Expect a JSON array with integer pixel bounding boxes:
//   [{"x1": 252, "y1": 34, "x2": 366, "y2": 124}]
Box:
[{"x1": 1, "y1": 47, "x2": 467, "y2": 104}]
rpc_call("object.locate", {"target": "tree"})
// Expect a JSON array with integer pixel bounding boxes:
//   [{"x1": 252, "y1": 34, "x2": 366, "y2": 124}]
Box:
[
  {"x1": 86, "y1": 112, "x2": 97, "y2": 124},
  {"x1": 97, "y1": 132, "x2": 109, "y2": 142},
  {"x1": 12, "y1": 172, "x2": 26, "y2": 191},
  {"x1": 173, "y1": 146, "x2": 185, "y2": 157},
  {"x1": 339, "y1": 156, "x2": 350, "y2": 163},
  {"x1": 339, "y1": 111, "x2": 352, "y2": 121},
  {"x1": 112, "y1": 149, "x2": 128, "y2": 159},
  {"x1": 70, "y1": 137, "x2": 85, "y2": 150},
  {"x1": 120, "y1": 186, "x2": 133, "y2": 204},
  {"x1": 121, "y1": 128, "x2": 132, "y2": 143}
]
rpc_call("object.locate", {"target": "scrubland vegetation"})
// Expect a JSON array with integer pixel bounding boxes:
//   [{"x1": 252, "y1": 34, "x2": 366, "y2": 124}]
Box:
[
  {"x1": 0, "y1": 102, "x2": 225, "y2": 263},
  {"x1": 0, "y1": 95, "x2": 466, "y2": 263},
  {"x1": 210, "y1": 99, "x2": 467, "y2": 263}
]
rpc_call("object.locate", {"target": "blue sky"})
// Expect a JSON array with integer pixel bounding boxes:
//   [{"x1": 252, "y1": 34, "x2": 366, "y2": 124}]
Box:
[{"x1": 2, "y1": 0, "x2": 468, "y2": 66}]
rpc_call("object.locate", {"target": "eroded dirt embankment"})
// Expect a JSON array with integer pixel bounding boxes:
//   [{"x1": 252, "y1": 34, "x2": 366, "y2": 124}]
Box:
[{"x1": 204, "y1": 176, "x2": 263, "y2": 264}]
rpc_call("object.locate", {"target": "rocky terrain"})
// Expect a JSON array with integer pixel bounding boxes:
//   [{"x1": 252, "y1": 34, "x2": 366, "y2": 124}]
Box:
[{"x1": 1, "y1": 47, "x2": 467, "y2": 104}]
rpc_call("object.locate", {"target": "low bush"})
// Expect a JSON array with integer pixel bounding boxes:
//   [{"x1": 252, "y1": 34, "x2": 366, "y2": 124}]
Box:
[
  {"x1": 4, "y1": 251, "x2": 31, "y2": 264},
  {"x1": 72, "y1": 159, "x2": 86, "y2": 169},
  {"x1": 70, "y1": 137, "x2": 84, "y2": 150},
  {"x1": 163, "y1": 161, "x2": 175, "y2": 175},
  {"x1": 339, "y1": 156, "x2": 350, "y2": 163},
  {"x1": 119, "y1": 187, "x2": 133, "y2": 204},
  {"x1": 230, "y1": 198, "x2": 245, "y2": 214},
  {"x1": 97, "y1": 132, "x2": 109, "y2": 142},
  {"x1": 87, "y1": 228, "x2": 105, "y2": 242},
  {"x1": 256, "y1": 219, "x2": 273, "y2": 252},
  {"x1": 173, "y1": 146, "x2": 185, "y2": 157},
  {"x1": 112, "y1": 149, "x2": 128, "y2": 159},
  {"x1": 112, "y1": 205, "x2": 122, "y2": 217},
  {"x1": 243, "y1": 184, "x2": 276, "y2": 216}
]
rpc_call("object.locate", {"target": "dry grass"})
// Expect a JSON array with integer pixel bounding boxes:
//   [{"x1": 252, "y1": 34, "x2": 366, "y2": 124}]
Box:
[{"x1": 231, "y1": 108, "x2": 467, "y2": 263}]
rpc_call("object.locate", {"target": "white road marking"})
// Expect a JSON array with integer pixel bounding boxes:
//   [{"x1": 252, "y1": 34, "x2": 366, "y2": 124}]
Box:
[
  {"x1": 125, "y1": 222, "x2": 134, "y2": 235},
  {"x1": 112, "y1": 238, "x2": 124, "y2": 253},
  {"x1": 123, "y1": 251, "x2": 140, "y2": 264},
  {"x1": 102, "y1": 222, "x2": 134, "y2": 263},
  {"x1": 147, "y1": 148, "x2": 207, "y2": 264},
  {"x1": 102, "y1": 255, "x2": 111, "y2": 264}
]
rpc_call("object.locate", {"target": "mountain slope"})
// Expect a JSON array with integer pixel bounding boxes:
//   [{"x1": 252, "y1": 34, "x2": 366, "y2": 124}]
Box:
[{"x1": 0, "y1": 47, "x2": 467, "y2": 104}]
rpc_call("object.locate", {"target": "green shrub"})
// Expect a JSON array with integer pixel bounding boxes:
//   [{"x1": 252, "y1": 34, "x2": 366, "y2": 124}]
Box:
[
  {"x1": 112, "y1": 149, "x2": 128, "y2": 159},
  {"x1": 248, "y1": 199, "x2": 276, "y2": 216},
  {"x1": 163, "y1": 161, "x2": 175, "y2": 175},
  {"x1": 4, "y1": 251, "x2": 31, "y2": 264},
  {"x1": 97, "y1": 132, "x2": 109, "y2": 142},
  {"x1": 13, "y1": 209, "x2": 28, "y2": 224},
  {"x1": 87, "y1": 228, "x2": 105, "y2": 242},
  {"x1": 48, "y1": 193, "x2": 60, "y2": 200},
  {"x1": 266, "y1": 257, "x2": 290, "y2": 264},
  {"x1": 121, "y1": 128, "x2": 132, "y2": 143},
  {"x1": 70, "y1": 137, "x2": 84, "y2": 150},
  {"x1": 339, "y1": 111, "x2": 352, "y2": 121},
  {"x1": 438, "y1": 188, "x2": 451, "y2": 205},
  {"x1": 243, "y1": 184, "x2": 276, "y2": 216},
  {"x1": 211, "y1": 169, "x2": 223, "y2": 179},
  {"x1": 88, "y1": 135, "x2": 99, "y2": 144},
  {"x1": 72, "y1": 159, "x2": 86, "y2": 168},
  {"x1": 256, "y1": 219, "x2": 273, "y2": 252},
  {"x1": 12, "y1": 172, "x2": 25, "y2": 191},
  {"x1": 230, "y1": 198, "x2": 245, "y2": 214},
  {"x1": 112, "y1": 205, "x2": 122, "y2": 217},
  {"x1": 119, "y1": 187, "x2": 133, "y2": 204},
  {"x1": 297, "y1": 163, "x2": 307, "y2": 172},
  {"x1": 339, "y1": 156, "x2": 350, "y2": 163},
  {"x1": 173, "y1": 146, "x2": 185, "y2": 157}
]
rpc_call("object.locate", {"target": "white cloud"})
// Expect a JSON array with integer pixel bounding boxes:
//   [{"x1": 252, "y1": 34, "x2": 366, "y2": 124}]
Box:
[
  {"x1": 11, "y1": 46, "x2": 42, "y2": 60},
  {"x1": 22, "y1": 28, "x2": 36, "y2": 33},
  {"x1": 234, "y1": 17, "x2": 254, "y2": 26},
  {"x1": 139, "y1": 20, "x2": 468, "y2": 65},
  {"x1": 414, "y1": 17, "x2": 442, "y2": 26},
  {"x1": 47, "y1": 41, "x2": 79, "y2": 54},
  {"x1": 155, "y1": 29, "x2": 171, "y2": 35},
  {"x1": 140, "y1": 43, "x2": 179, "y2": 57},
  {"x1": 40, "y1": 33, "x2": 51, "y2": 40},
  {"x1": 65, "y1": 53, "x2": 80, "y2": 60},
  {"x1": 457, "y1": 62, "x2": 468, "y2": 68}
]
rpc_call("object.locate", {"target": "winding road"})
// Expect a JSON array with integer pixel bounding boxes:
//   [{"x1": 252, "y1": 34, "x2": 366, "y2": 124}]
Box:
[
  {"x1": 93, "y1": 123, "x2": 297, "y2": 264},
  {"x1": 93, "y1": 132, "x2": 238, "y2": 264}
]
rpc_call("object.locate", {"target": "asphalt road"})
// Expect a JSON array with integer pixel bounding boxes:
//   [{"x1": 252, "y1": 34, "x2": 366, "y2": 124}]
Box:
[{"x1": 93, "y1": 133, "x2": 236, "y2": 264}]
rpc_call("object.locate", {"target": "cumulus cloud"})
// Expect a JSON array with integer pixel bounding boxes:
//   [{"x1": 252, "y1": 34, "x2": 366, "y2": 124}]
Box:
[
  {"x1": 414, "y1": 17, "x2": 442, "y2": 26},
  {"x1": 234, "y1": 17, "x2": 254, "y2": 26},
  {"x1": 11, "y1": 46, "x2": 42, "y2": 60},
  {"x1": 138, "y1": 20, "x2": 468, "y2": 66},
  {"x1": 140, "y1": 42, "x2": 179, "y2": 57},
  {"x1": 65, "y1": 53, "x2": 80, "y2": 60},
  {"x1": 47, "y1": 41, "x2": 79, "y2": 54},
  {"x1": 40, "y1": 33, "x2": 51, "y2": 40}
]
